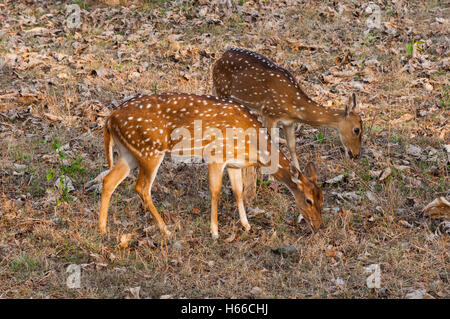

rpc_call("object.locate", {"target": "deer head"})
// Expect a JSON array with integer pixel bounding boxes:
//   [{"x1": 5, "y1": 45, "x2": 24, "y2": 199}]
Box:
[
  {"x1": 288, "y1": 162, "x2": 324, "y2": 232},
  {"x1": 337, "y1": 93, "x2": 362, "y2": 159}
]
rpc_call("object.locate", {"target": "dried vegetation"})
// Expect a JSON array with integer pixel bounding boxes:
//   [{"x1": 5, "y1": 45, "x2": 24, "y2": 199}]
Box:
[{"x1": 0, "y1": 0, "x2": 448, "y2": 298}]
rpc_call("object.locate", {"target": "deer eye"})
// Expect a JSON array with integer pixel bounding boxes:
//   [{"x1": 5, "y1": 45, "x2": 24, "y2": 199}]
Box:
[
  {"x1": 306, "y1": 199, "x2": 313, "y2": 206},
  {"x1": 354, "y1": 128, "x2": 360, "y2": 135}
]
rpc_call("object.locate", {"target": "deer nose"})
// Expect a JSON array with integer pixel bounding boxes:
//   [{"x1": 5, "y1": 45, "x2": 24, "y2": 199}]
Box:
[
  {"x1": 349, "y1": 151, "x2": 361, "y2": 159},
  {"x1": 310, "y1": 218, "x2": 322, "y2": 233},
  {"x1": 312, "y1": 223, "x2": 321, "y2": 233}
]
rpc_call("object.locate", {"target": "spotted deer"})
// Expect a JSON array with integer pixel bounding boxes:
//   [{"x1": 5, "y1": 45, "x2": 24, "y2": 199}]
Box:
[
  {"x1": 213, "y1": 48, "x2": 362, "y2": 169},
  {"x1": 98, "y1": 93, "x2": 323, "y2": 239}
]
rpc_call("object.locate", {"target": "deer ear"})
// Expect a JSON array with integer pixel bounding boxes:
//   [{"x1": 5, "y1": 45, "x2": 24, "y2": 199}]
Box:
[
  {"x1": 304, "y1": 162, "x2": 318, "y2": 183},
  {"x1": 352, "y1": 93, "x2": 359, "y2": 113},
  {"x1": 344, "y1": 101, "x2": 350, "y2": 118},
  {"x1": 290, "y1": 163, "x2": 300, "y2": 183},
  {"x1": 345, "y1": 93, "x2": 357, "y2": 117}
]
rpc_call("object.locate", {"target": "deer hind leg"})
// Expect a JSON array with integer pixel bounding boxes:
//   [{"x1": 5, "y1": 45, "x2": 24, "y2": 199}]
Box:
[
  {"x1": 208, "y1": 162, "x2": 224, "y2": 239},
  {"x1": 99, "y1": 158, "x2": 132, "y2": 235},
  {"x1": 227, "y1": 168, "x2": 250, "y2": 232},
  {"x1": 136, "y1": 154, "x2": 171, "y2": 237},
  {"x1": 283, "y1": 122, "x2": 300, "y2": 170}
]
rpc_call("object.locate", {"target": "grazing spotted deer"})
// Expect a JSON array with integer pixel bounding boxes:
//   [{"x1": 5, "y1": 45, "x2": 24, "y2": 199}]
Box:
[
  {"x1": 99, "y1": 93, "x2": 324, "y2": 239},
  {"x1": 213, "y1": 48, "x2": 362, "y2": 169}
]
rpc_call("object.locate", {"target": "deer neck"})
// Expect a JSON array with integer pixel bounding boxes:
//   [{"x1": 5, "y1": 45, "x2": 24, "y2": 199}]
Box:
[
  {"x1": 256, "y1": 129, "x2": 298, "y2": 191},
  {"x1": 269, "y1": 152, "x2": 298, "y2": 192},
  {"x1": 292, "y1": 97, "x2": 345, "y2": 128}
]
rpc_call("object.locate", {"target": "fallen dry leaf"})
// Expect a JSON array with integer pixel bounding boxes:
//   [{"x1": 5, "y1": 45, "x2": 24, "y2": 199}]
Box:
[
  {"x1": 286, "y1": 38, "x2": 325, "y2": 51},
  {"x1": 325, "y1": 248, "x2": 338, "y2": 257},
  {"x1": 390, "y1": 113, "x2": 415, "y2": 125},
  {"x1": 24, "y1": 27, "x2": 52, "y2": 36},
  {"x1": 125, "y1": 286, "x2": 140, "y2": 299},
  {"x1": 43, "y1": 112, "x2": 78, "y2": 124},
  {"x1": 423, "y1": 197, "x2": 450, "y2": 220},
  {"x1": 379, "y1": 167, "x2": 392, "y2": 181},
  {"x1": 224, "y1": 232, "x2": 236, "y2": 243},
  {"x1": 117, "y1": 233, "x2": 133, "y2": 249}
]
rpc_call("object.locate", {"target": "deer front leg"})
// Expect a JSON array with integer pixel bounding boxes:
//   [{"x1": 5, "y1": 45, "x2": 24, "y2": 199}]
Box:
[
  {"x1": 282, "y1": 122, "x2": 300, "y2": 170},
  {"x1": 262, "y1": 116, "x2": 281, "y2": 180},
  {"x1": 227, "y1": 168, "x2": 250, "y2": 232},
  {"x1": 208, "y1": 163, "x2": 224, "y2": 239}
]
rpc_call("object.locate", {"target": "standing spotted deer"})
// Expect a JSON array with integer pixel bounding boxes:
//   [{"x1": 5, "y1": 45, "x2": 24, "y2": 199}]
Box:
[
  {"x1": 99, "y1": 93, "x2": 323, "y2": 238},
  {"x1": 213, "y1": 48, "x2": 363, "y2": 169}
]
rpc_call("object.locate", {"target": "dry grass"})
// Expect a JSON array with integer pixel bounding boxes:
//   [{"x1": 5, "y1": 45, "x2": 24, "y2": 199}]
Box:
[{"x1": 0, "y1": 0, "x2": 448, "y2": 298}]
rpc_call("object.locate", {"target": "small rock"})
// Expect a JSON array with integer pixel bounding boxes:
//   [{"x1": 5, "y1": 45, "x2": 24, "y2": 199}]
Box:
[
  {"x1": 366, "y1": 191, "x2": 377, "y2": 203},
  {"x1": 13, "y1": 163, "x2": 27, "y2": 170},
  {"x1": 247, "y1": 207, "x2": 266, "y2": 217},
  {"x1": 173, "y1": 241, "x2": 183, "y2": 250},
  {"x1": 399, "y1": 220, "x2": 414, "y2": 228},
  {"x1": 325, "y1": 174, "x2": 346, "y2": 184},
  {"x1": 271, "y1": 246, "x2": 301, "y2": 257},
  {"x1": 378, "y1": 288, "x2": 388, "y2": 297},
  {"x1": 335, "y1": 277, "x2": 345, "y2": 286},
  {"x1": 198, "y1": 6, "x2": 208, "y2": 17},
  {"x1": 393, "y1": 165, "x2": 410, "y2": 171},
  {"x1": 90, "y1": 68, "x2": 108, "y2": 77},
  {"x1": 332, "y1": 206, "x2": 341, "y2": 213},
  {"x1": 54, "y1": 175, "x2": 75, "y2": 193},
  {"x1": 375, "y1": 206, "x2": 384, "y2": 214},
  {"x1": 170, "y1": 259, "x2": 180, "y2": 265},
  {"x1": 250, "y1": 286, "x2": 263, "y2": 296},
  {"x1": 424, "y1": 82, "x2": 433, "y2": 92},
  {"x1": 333, "y1": 191, "x2": 361, "y2": 204},
  {"x1": 365, "y1": 58, "x2": 380, "y2": 67},
  {"x1": 350, "y1": 81, "x2": 365, "y2": 91},
  {"x1": 437, "y1": 221, "x2": 450, "y2": 235},
  {"x1": 379, "y1": 167, "x2": 392, "y2": 181},
  {"x1": 52, "y1": 217, "x2": 63, "y2": 224},
  {"x1": 408, "y1": 177, "x2": 422, "y2": 187},
  {"x1": 405, "y1": 289, "x2": 426, "y2": 299},
  {"x1": 129, "y1": 71, "x2": 140, "y2": 80},
  {"x1": 384, "y1": 25, "x2": 398, "y2": 36},
  {"x1": 407, "y1": 144, "x2": 422, "y2": 158},
  {"x1": 325, "y1": 172, "x2": 354, "y2": 185},
  {"x1": 125, "y1": 287, "x2": 140, "y2": 299},
  {"x1": 444, "y1": 144, "x2": 450, "y2": 162}
]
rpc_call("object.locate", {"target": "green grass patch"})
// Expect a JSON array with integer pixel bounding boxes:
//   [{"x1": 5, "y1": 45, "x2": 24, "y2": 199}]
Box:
[{"x1": 10, "y1": 255, "x2": 41, "y2": 273}]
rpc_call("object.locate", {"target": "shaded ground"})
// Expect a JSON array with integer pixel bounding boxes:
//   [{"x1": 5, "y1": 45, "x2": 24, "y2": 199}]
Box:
[{"x1": 0, "y1": 0, "x2": 448, "y2": 298}]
